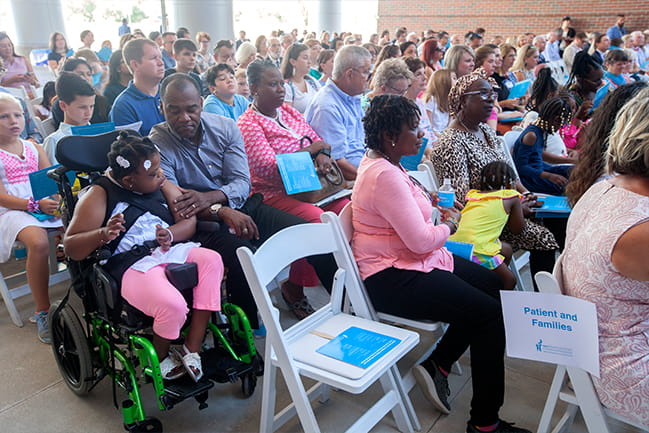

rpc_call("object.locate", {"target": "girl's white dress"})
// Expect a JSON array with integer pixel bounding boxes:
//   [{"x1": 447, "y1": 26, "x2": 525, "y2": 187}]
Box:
[{"x1": 0, "y1": 139, "x2": 62, "y2": 262}]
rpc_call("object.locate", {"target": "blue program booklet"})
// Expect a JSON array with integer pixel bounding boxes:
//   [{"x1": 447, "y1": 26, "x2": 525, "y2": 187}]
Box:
[
  {"x1": 316, "y1": 326, "x2": 401, "y2": 369},
  {"x1": 70, "y1": 122, "x2": 115, "y2": 136},
  {"x1": 534, "y1": 195, "x2": 571, "y2": 218},
  {"x1": 29, "y1": 164, "x2": 76, "y2": 200},
  {"x1": 443, "y1": 240, "x2": 475, "y2": 260},
  {"x1": 508, "y1": 79, "x2": 531, "y2": 99},
  {"x1": 276, "y1": 152, "x2": 322, "y2": 195}
]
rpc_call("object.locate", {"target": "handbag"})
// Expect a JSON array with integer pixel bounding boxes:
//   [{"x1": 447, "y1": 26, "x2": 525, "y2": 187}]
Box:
[{"x1": 291, "y1": 136, "x2": 346, "y2": 204}]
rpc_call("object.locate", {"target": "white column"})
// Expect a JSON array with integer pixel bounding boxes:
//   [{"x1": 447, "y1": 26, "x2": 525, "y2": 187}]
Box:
[
  {"x1": 318, "y1": 0, "x2": 342, "y2": 34},
  {"x1": 9, "y1": 0, "x2": 66, "y2": 53},
  {"x1": 169, "y1": 0, "x2": 234, "y2": 41}
]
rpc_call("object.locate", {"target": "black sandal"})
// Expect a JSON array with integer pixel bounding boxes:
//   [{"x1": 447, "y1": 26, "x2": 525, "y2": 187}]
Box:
[{"x1": 281, "y1": 291, "x2": 315, "y2": 320}]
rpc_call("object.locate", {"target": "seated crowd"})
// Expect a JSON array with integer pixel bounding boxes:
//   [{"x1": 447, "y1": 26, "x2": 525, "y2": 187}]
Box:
[{"x1": 1, "y1": 13, "x2": 649, "y2": 433}]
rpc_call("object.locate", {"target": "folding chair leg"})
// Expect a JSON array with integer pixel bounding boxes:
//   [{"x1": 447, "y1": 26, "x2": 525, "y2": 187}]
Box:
[
  {"x1": 379, "y1": 372, "x2": 414, "y2": 433},
  {"x1": 0, "y1": 275, "x2": 24, "y2": 327},
  {"x1": 538, "y1": 366, "x2": 566, "y2": 433},
  {"x1": 276, "y1": 357, "x2": 320, "y2": 433},
  {"x1": 389, "y1": 365, "x2": 420, "y2": 431},
  {"x1": 260, "y1": 358, "x2": 277, "y2": 433}
]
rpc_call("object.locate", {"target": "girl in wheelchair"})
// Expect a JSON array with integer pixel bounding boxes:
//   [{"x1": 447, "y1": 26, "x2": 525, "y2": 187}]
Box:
[
  {"x1": 0, "y1": 93, "x2": 62, "y2": 344},
  {"x1": 63, "y1": 131, "x2": 224, "y2": 382}
]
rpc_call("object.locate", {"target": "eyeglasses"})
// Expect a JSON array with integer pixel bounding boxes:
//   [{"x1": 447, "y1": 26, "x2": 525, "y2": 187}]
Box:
[
  {"x1": 385, "y1": 83, "x2": 410, "y2": 95},
  {"x1": 464, "y1": 90, "x2": 498, "y2": 101},
  {"x1": 199, "y1": 40, "x2": 210, "y2": 44}
]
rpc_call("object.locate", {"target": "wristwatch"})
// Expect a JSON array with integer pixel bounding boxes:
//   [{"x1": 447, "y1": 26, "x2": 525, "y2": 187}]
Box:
[
  {"x1": 209, "y1": 203, "x2": 223, "y2": 219},
  {"x1": 313, "y1": 148, "x2": 331, "y2": 159}
]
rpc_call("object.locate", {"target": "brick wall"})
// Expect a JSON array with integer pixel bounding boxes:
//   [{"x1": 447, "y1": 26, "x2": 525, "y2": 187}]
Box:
[{"x1": 377, "y1": 1, "x2": 649, "y2": 40}]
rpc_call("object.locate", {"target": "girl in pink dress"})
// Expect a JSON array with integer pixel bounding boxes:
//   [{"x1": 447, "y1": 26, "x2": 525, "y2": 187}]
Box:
[{"x1": 0, "y1": 93, "x2": 61, "y2": 343}]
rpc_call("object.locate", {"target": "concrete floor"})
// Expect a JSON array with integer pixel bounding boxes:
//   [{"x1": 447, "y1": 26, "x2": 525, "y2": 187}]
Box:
[{"x1": 0, "y1": 258, "x2": 645, "y2": 433}]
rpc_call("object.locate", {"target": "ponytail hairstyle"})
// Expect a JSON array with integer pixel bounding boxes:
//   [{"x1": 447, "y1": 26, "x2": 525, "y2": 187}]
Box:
[{"x1": 527, "y1": 67, "x2": 558, "y2": 111}]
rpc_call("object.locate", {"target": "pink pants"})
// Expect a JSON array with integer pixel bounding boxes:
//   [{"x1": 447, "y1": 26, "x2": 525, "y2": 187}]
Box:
[
  {"x1": 265, "y1": 195, "x2": 349, "y2": 287},
  {"x1": 121, "y1": 247, "x2": 223, "y2": 340}
]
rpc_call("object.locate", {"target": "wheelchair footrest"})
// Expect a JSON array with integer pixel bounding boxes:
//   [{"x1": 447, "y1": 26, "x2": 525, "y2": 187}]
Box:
[
  {"x1": 162, "y1": 376, "x2": 214, "y2": 410},
  {"x1": 201, "y1": 349, "x2": 254, "y2": 383}
]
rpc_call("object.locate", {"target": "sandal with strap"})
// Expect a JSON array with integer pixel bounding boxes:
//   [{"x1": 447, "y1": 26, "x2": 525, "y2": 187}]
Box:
[
  {"x1": 175, "y1": 345, "x2": 203, "y2": 382},
  {"x1": 160, "y1": 353, "x2": 186, "y2": 380},
  {"x1": 281, "y1": 291, "x2": 315, "y2": 320}
]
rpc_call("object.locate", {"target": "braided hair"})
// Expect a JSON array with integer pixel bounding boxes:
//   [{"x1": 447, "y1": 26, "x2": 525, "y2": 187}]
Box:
[
  {"x1": 567, "y1": 50, "x2": 601, "y2": 87},
  {"x1": 534, "y1": 97, "x2": 572, "y2": 134},
  {"x1": 479, "y1": 161, "x2": 517, "y2": 191},
  {"x1": 108, "y1": 131, "x2": 159, "y2": 179},
  {"x1": 527, "y1": 67, "x2": 558, "y2": 111},
  {"x1": 363, "y1": 94, "x2": 420, "y2": 151}
]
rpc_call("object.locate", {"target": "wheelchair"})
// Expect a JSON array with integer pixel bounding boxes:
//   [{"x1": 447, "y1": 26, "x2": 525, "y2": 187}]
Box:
[{"x1": 47, "y1": 130, "x2": 262, "y2": 432}]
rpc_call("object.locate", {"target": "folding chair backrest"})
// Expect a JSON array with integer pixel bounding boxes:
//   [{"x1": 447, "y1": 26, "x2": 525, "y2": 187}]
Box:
[
  {"x1": 418, "y1": 161, "x2": 439, "y2": 191},
  {"x1": 40, "y1": 117, "x2": 56, "y2": 136},
  {"x1": 498, "y1": 136, "x2": 520, "y2": 179}
]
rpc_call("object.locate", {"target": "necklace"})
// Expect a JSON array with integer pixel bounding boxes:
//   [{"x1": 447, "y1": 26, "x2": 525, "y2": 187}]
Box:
[
  {"x1": 251, "y1": 102, "x2": 278, "y2": 120},
  {"x1": 374, "y1": 149, "x2": 397, "y2": 165},
  {"x1": 458, "y1": 117, "x2": 479, "y2": 133}
]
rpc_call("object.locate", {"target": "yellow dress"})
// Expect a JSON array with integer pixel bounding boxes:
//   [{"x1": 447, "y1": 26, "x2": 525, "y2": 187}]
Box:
[{"x1": 449, "y1": 189, "x2": 521, "y2": 257}]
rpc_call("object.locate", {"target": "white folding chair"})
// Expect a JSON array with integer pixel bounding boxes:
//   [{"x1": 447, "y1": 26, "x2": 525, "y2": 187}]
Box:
[
  {"x1": 535, "y1": 256, "x2": 649, "y2": 433},
  {"x1": 407, "y1": 164, "x2": 440, "y2": 224},
  {"x1": 0, "y1": 229, "x2": 69, "y2": 327},
  {"x1": 40, "y1": 117, "x2": 56, "y2": 137},
  {"x1": 326, "y1": 205, "x2": 462, "y2": 422},
  {"x1": 236, "y1": 219, "x2": 420, "y2": 433}
]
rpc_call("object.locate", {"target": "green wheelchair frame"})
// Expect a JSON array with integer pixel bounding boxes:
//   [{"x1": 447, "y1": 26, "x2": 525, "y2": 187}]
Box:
[{"x1": 47, "y1": 131, "x2": 262, "y2": 432}]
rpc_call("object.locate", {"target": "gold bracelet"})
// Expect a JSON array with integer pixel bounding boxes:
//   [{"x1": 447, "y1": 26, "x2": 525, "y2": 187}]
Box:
[{"x1": 99, "y1": 228, "x2": 107, "y2": 245}]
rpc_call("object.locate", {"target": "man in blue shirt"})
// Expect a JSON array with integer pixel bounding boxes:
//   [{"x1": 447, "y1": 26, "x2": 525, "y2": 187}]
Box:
[
  {"x1": 305, "y1": 45, "x2": 371, "y2": 180},
  {"x1": 161, "y1": 32, "x2": 177, "y2": 69},
  {"x1": 118, "y1": 18, "x2": 131, "y2": 37},
  {"x1": 151, "y1": 74, "x2": 336, "y2": 326},
  {"x1": 110, "y1": 38, "x2": 165, "y2": 135},
  {"x1": 607, "y1": 14, "x2": 627, "y2": 41}
]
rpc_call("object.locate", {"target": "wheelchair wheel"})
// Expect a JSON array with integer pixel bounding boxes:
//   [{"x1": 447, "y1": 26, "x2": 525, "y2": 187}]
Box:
[
  {"x1": 49, "y1": 300, "x2": 93, "y2": 395},
  {"x1": 241, "y1": 372, "x2": 256, "y2": 398}
]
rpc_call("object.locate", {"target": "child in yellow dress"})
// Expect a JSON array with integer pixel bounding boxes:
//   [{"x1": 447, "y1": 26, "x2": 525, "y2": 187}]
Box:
[{"x1": 449, "y1": 161, "x2": 525, "y2": 290}]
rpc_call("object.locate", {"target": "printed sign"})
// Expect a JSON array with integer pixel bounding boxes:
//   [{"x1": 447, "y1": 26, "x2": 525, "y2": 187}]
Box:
[{"x1": 500, "y1": 291, "x2": 600, "y2": 376}]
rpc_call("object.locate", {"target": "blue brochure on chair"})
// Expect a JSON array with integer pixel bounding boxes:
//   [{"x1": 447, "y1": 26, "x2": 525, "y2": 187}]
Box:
[
  {"x1": 29, "y1": 164, "x2": 76, "y2": 200},
  {"x1": 70, "y1": 122, "x2": 115, "y2": 136},
  {"x1": 533, "y1": 195, "x2": 571, "y2": 218},
  {"x1": 276, "y1": 152, "x2": 322, "y2": 195},
  {"x1": 507, "y1": 80, "x2": 531, "y2": 99},
  {"x1": 316, "y1": 326, "x2": 401, "y2": 369}
]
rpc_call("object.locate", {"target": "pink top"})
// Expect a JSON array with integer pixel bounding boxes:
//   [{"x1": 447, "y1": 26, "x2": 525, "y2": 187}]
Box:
[
  {"x1": 3, "y1": 56, "x2": 31, "y2": 91},
  {"x1": 351, "y1": 156, "x2": 454, "y2": 280},
  {"x1": 237, "y1": 103, "x2": 322, "y2": 200},
  {"x1": 562, "y1": 180, "x2": 649, "y2": 426}
]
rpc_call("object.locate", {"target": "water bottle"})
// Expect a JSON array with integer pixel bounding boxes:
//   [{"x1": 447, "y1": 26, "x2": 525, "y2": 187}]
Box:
[
  {"x1": 13, "y1": 241, "x2": 27, "y2": 260},
  {"x1": 438, "y1": 179, "x2": 455, "y2": 208}
]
